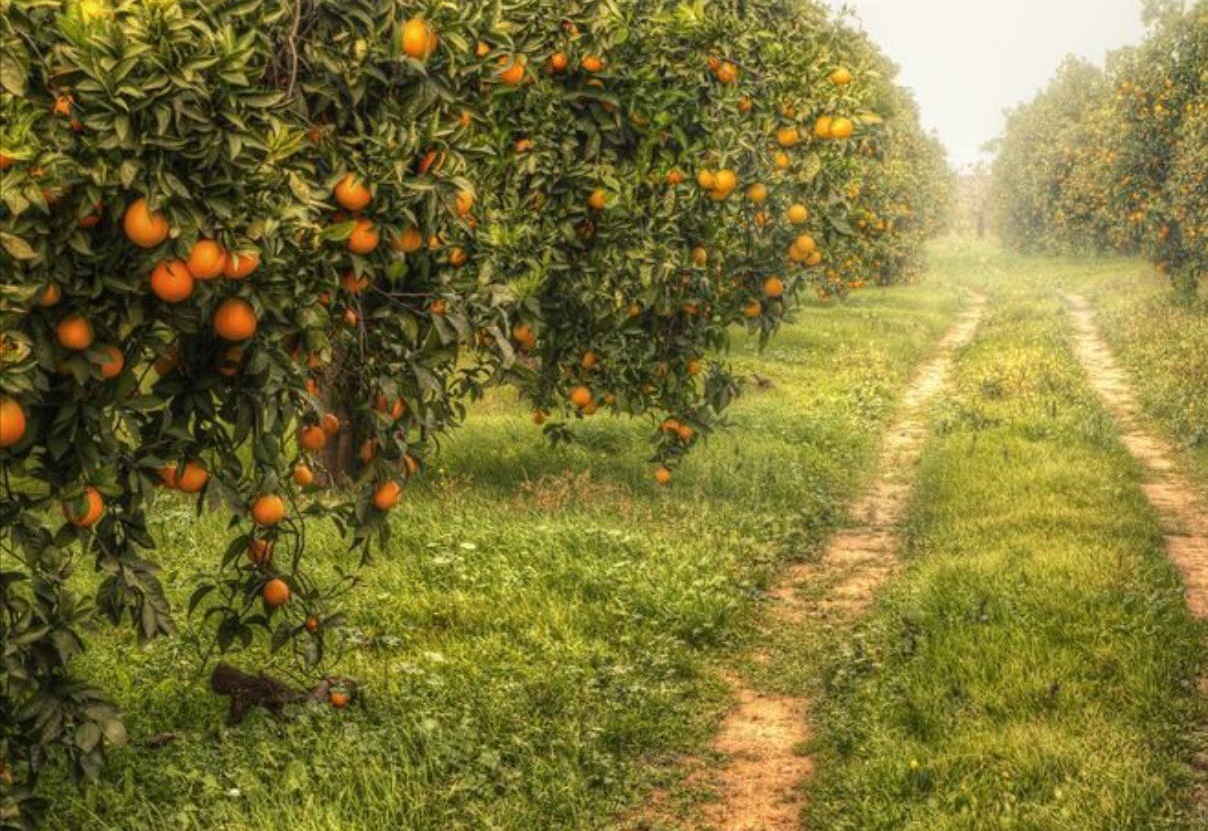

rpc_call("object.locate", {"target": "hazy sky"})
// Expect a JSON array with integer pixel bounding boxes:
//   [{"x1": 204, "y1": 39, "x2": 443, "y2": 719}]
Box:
[{"x1": 822, "y1": 0, "x2": 1149, "y2": 169}]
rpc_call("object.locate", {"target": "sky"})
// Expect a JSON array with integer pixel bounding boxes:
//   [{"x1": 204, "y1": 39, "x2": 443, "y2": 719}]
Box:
[{"x1": 821, "y1": 0, "x2": 1150, "y2": 170}]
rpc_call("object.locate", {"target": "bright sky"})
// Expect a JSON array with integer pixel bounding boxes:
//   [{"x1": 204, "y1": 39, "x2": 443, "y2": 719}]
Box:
[{"x1": 821, "y1": 0, "x2": 1149, "y2": 170}]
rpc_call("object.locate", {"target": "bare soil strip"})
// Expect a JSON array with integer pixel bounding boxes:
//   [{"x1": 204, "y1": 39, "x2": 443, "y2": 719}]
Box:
[
  {"x1": 1064, "y1": 293, "x2": 1208, "y2": 618},
  {"x1": 697, "y1": 295, "x2": 987, "y2": 831}
]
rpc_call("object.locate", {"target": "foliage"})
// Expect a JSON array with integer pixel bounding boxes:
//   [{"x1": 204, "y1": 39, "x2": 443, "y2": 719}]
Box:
[
  {"x1": 0, "y1": 0, "x2": 946, "y2": 823},
  {"x1": 991, "y1": 1, "x2": 1208, "y2": 295}
]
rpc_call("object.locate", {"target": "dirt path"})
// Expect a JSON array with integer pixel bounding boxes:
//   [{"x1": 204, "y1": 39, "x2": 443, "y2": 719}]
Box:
[
  {"x1": 697, "y1": 294, "x2": 988, "y2": 831},
  {"x1": 1064, "y1": 293, "x2": 1208, "y2": 618}
]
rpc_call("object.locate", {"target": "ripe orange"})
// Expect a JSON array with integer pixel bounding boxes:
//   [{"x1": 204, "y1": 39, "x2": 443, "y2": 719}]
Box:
[
  {"x1": 216, "y1": 346, "x2": 244, "y2": 377},
  {"x1": 305, "y1": 615, "x2": 320, "y2": 634},
  {"x1": 691, "y1": 246, "x2": 708, "y2": 267},
  {"x1": 247, "y1": 538, "x2": 273, "y2": 566},
  {"x1": 63, "y1": 486, "x2": 104, "y2": 527},
  {"x1": 677, "y1": 423, "x2": 696, "y2": 442},
  {"x1": 746, "y1": 183, "x2": 768, "y2": 203},
  {"x1": 581, "y1": 55, "x2": 605, "y2": 73},
  {"x1": 299, "y1": 424, "x2": 327, "y2": 452},
  {"x1": 346, "y1": 218, "x2": 380, "y2": 254},
  {"x1": 372, "y1": 480, "x2": 403, "y2": 511},
  {"x1": 743, "y1": 299, "x2": 763, "y2": 318},
  {"x1": 341, "y1": 270, "x2": 371, "y2": 294},
  {"x1": 738, "y1": 96, "x2": 753, "y2": 113},
  {"x1": 187, "y1": 239, "x2": 227, "y2": 280},
  {"x1": 687, "y1": 359, "x2": 702, "y2": 376},
  {"x1": 317, "y1": 413, "x2": 339, "y2": 436},
  {"x1": 569, "y1": 385, "x2": 593, "y2": 408},
  {"x1": 334, "y1": 173, "x2": 372, "y2": 212},
  {"x1": 533, "y1": 409, "x2": 548, "y2": 425},
  {"x1": 714, "y1": 61, "x2": 739, "y2": 84},
  {"x1": 829, "y1": 117, "x2": 854, "y2": 139},
  {"x1": 666, "y1": 169, "x2": 685, "y2": 186},
  {"x1": 393, "y1": 226, "x2": 424, "y2": 253},
  {"x1": 813, "y1": 116, "x2": 834, "y2": 139},
  {"x1": 455, "y1": 189, "x2": 475, "y2": 217},
  {"x1": 794, "y1": 233, "x2": 817, "y2": 254},
  {"x1": 0, "y1": 396, "x2": 27, "y2": 448},
  {"x1": 777, "y1": 126, "x2": 800, "y2": 147},
  {"x1": 358, "y1": 439, "x2": 379, "y2": 465},
  {"x1": 654, "y1": 467, "x2": 671, "y2": 486},
  {"x1": 251, "y1": 494, "x2": 286, "y2": 526},
  {"x1": 448, "y1": 247, "x2": 467, "y2": 267},
  {"x1": 581, "y1": 351, "x2": 599, "y2": 370},
  {"x1": 763, "y1": 276, "x2": 785, "y2": 298},
  {"x1": 123, "y1": 198, "x2": 170, "y2": 248},
  {"x1": 213, "y1": 298, "x2": 258, "y2": 341},
  {"x1": 401, "y1": 16, "x2": 438, "y2": 61},
  {"x1": 786, "y1": 204, "x2": 809, "y2": 225},
  {"x1": 588, "y1": 188, "x2": 607, "y2": 211},
  {"x1": 660, "y1": 417, "x2": 681, "y2": 434},
  {"x1": 497, "y1": 56, "x2": 526, "y2": 85},
  {"x1": 714, "y1": 169, "x2": 738, "y2": 194},
  {"x1": 37, "y1": 284, "x2": 62, "y2": 307},
  {"x1": 293, "y1": 464, "x2": 315, "y2": 487},
  {"x1": 176, "y1": 461, "x2": 208, "y2": 494},
  {"x1": 0, "y1": 152, "x2": 13, "y2": 170},
  {"x1": 512, "y1": 322, "x2": 535, "y2": 345},
  {"x1": 263, "y1": 578, "x2": 290, "y2": 607},
  {"x1": 56, "y1": 315, "x2": 93, "y2": 351},
  {"x1": 402, "y1": 453, "x2": 420, "y2": 478},
  {"x1": 98, "y1": 345, "x2": 124, "y2": 380},
  {"x1": 697, "y1": 170, "x2": 717, "y2": 190},
  {"x1": 150, "y1": 259, "x2": 195, "y2": 303},
  {"x1": 222, "y1": 249, "x2": 260, "y2": 279},
  {"x1": 375, "y1": 395, "x2": 406, "y2": 420},
  {"x1": 329, "y1": 690, "x2": 350, "y2": 709},
  {"x1": 549, "y1": 51, "x2": 569, "y2": 72},
  {"x1": 830, "y1": 67, "x2": 853, "y2": 86},
  {"x1": 774, "y1": 151, "x2": 791, "y2": 171}
]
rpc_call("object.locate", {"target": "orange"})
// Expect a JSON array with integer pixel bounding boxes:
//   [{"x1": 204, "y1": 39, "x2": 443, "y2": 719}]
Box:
[
  {"x1": 293, "y1": 464, "x2": 315, "y2": 487},
  {"x1": 777, "y1": 126, "x2": 800, "y2": 147},
  {"x1": 56, "y1": 315, "x2": 93, "y2": 350},
  {"x1": 37, "y1": 284, "x2": 61, "y2": 307},
  {"x1": 512, "y1": 323, "x2": 535, "y2": 345},
  {"x1": 150, "y1": 259, "x2": 195, "y2": 303},
  {"x1": 743, "y1": 299, "x2": 763, "y2": 318},
  {"x1": 714, "y1": 169, "x2": 738, "y2": 193},
  {"x1": 830, "y1": 67, "x2": 853, "y2": 86},
  {"x1": 677, "y1": 423, "x2": 696, "y2": 442},
  {"x1": 746, "y1": 183, "x2": 768, "y2": 203},
  {"x1": 63, "y1": 486, "x2": 104, "y2": 527},
  {"x1": 401, "y1": 16, "x2": 437, "y2": 61},
  {"x1": 763, "y1": 276, "x2": 785, "y2": 298},
  {"x1": 334, "y1": 173, "x2": 372, "y2": 212},
  {"x1": 455, "y1": 189, "x2": 475, "y2": 217},
  {"x1": 697, "y1": 169, "x2": 717, "y2": 190},
  {"x1": 123, "y1": 197, "x2": 170, "y2": 248},
  {"x1": 533, "y1": 409, "x2": 548, "y2": 425},
  {"x1": 0, "y1": 152, "x2": 13, "y2": 170},
  {"x1": 687, "y1": 359, "x2": 702, "y2": 376},
  {"x1": 187, "y1": 239, "x2": 227, "y2": 280},
  {"x1": 358, "y1": 439, "x2": 378, "y2": 465},
  {"x1": 549, "y1": 51, "x2": 568, "y2": 72},
  {"x1": 587, "y1": 188, "x2": 607, "y2": 211},
  {"x1": 375, "y1": 395, "x2": 406, "y2": 420},
  {"x1": 247, "y1": 538, "x2": 273, "y2": 566},
  {"x1": 321, "y1": 413, "x2": 341, "y2": 435},
  {"x1": 448, "y1": 247, "x2": 467, "y2": 267},
  {"x1": 738, "y1": 96, "x2": 753, "y2": 113},
  {"x1": 786, "y1": 204, "x2": 809, "y2": 225},
  {"x1": 299, "y1": 424, "x2": 327, "y2": 452},
  {"x1": 341, "y1": 270, "x2": 371, "y2": 294},
  {"x1": 430, "y1": 299, "x2": 447, "y2": 316},
  {"x1": 691, "y1": 247, "x2": 708, "y2": 267},
  {"x1": 0, "y1": 396, "x2": 26, "y2": 448},
  {"x1": 581, "y1": 351, "x2": 599, "y2": 370},
  {"x1": 829, "y1": 117, "x2": 854, "y2": 139},
  {"x1": 793, "y1": 233, "x2": 817, "y2": 254},
  {"x1": 263, "y1": 578, "x2": 290, "y2": 607},
  {"x1": 666, "y1": 169, "x2": 685, "y2": 185},
  {"x1": 176, "y1": 461, "x2": 208, "y2": 494},
  {"x1": 393, "y1": 226, "x2": 424, "y2": 253},
  {"x1": 774, "y1": 151, "x2": 791, "y2": 171},
  {"x1": 216, "y1": 346, "x2": 244, "y2": 377},
  {"x1": 497, "y1": 56, "x2": 526, "y2": 85},
  {"x1": 213, "y1": 298, "x2": 257, "y2": 341},
  {"x1": 98, "y1": 345, "x2": 124, "y2": 380},
  {"x1": 251, "y1": 494, "x2": 286, "y2": 526},
  {"x1": 813, "y1": 116, "x2": 833, "y2": 139},
  {"x1": 569, "y1": 385, "x2": 593, "y2": 408},
  {"x1": 654, "y1": 467, "x2": 671, "y2": 486},
  {"x1": 372, "y1": 480, "x2": 403, "y2": 511},
  {"x1": 305, "y1": 615, "x2": 320, "y2": 633},
  {"x1": 347, "y1": 218, "x2": 379, "y2": 254},
  {"x1": 401, "y1": 453, "x2": 420, "y2": 478},
  {"x1": 329, "y1": 690, "x2": 350, "y2": 709},
  {"x1": 222, "y1": 249, "x2": 260, "y2": 279},
  {"x1": 714, "y1": 62, "x2": 739, "y2": 84},
  {"x1": 660, "y1": 418, "x2": 681, "y2": 434},
  {"x1": 581, "y1": 55, "x2": 605, "y2": 73}
]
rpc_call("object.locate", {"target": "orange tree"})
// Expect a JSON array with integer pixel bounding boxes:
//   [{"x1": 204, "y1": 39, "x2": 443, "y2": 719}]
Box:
[
  {"x1": 0, "y1": 0, "x2": 943, "y2": 823},
  {"x1": 992, "y1": 1, "x2": 1206, "y2": 295}
]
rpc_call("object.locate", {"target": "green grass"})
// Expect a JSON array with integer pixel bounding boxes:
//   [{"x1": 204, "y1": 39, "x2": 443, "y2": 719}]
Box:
[
  {"x1": 801, "y1": 241, "x2": 1208, "y2": 830},
  {"x1": 40, "y1": 279, "x2": 965, "y2": 830}
]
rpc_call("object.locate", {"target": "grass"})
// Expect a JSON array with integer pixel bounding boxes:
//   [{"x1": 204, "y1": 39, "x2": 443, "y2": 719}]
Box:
[
  {"x1": 800, "y1": 241, "x2": 1208, "y2": 829},
  {"x1": 40, "y1": 276, "x2": 964, "y2": 830}
]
